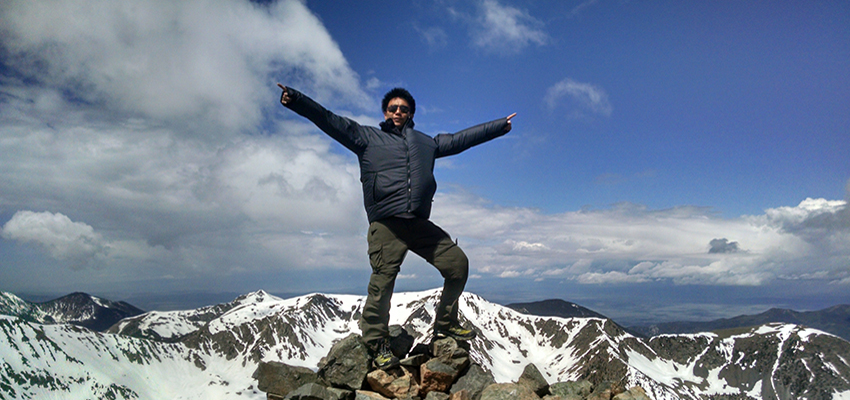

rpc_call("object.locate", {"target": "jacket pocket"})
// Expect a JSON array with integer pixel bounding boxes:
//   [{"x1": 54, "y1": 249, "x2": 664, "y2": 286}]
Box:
[{"x1": 373, "y1": 171, "x2": 405, "y2": 203}]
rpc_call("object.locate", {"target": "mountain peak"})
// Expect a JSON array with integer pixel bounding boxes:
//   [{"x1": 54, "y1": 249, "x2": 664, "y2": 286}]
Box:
[
  {"x1": 0, "y1": 291, "x2": 143, "y2": 332},
  {"x1": 4, "y1": 289, "x2": 850, "y2": 399},
  {"x1": 232, "y1": 289, "x2": 281, "y2": 306},
  {"x1": 505, "y1": 298, "x2": 609, "y2": 320}
]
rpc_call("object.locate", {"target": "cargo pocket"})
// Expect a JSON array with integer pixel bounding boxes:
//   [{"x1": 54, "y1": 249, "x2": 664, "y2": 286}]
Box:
[
  {"x1": 367, "y1": 222, "x2": 405, "y2": 275},
  {"x1": 368, "y1": 240, "x2": 384, "y2": 273}
]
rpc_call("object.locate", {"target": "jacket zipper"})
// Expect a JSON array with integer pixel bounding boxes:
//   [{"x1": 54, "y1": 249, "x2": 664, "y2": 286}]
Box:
[{"x1": 404, "y1": 127, "x2": 412, "y2": 213}]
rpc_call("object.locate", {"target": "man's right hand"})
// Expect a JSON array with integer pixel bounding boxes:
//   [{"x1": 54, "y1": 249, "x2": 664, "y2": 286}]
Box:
[{"x1": 277, "y1": 83, "x2": 291, "y2": 105}]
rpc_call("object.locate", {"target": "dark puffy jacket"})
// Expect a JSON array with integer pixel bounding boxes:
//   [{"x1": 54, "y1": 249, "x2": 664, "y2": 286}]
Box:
[{"x1": 284, "y1": 88, "x2": 510, "y2": 223}]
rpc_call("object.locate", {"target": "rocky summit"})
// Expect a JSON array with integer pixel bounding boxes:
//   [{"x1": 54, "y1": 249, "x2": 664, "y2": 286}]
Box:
[{"x1": 254, "y1": 330, "x2": 652, "y2": 400}]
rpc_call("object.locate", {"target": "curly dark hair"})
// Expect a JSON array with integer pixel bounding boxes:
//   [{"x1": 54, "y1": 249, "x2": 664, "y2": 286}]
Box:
[{"x1": 381, "y1": 88, "x2": 416, "y2": 115}]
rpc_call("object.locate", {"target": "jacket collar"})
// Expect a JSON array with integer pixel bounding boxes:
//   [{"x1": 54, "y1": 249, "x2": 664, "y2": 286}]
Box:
[{"x1": 380, "y1": 118, "x2": 414, "y2": 134}]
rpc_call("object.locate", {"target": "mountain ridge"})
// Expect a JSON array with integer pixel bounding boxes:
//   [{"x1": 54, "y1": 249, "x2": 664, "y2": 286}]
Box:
[
  {"x1": 9, "y1": 290, "x2": 849, "y2": 342},
  {"x1": 627, "y1": 304, "x2": 850, "y2": 341},
  {"x1": 2, "y1": 289, "x2": 849, "y2": 399},
  {"x1": 0, "y1": 291, "x2": 144, "y2": 332}
]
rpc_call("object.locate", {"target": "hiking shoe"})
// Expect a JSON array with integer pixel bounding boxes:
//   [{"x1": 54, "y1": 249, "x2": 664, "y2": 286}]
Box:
[
  {"x1": 434, "y1": 324, "x2": 477, "y2": 341},
  {"x1": 369, "y1": 338, "x2": 400, "y2": 370}
]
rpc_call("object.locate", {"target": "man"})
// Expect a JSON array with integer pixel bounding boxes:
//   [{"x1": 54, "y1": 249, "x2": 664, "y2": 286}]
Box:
[{"x1": 278, "y1": 83, "x2": 515, "y2": 369}]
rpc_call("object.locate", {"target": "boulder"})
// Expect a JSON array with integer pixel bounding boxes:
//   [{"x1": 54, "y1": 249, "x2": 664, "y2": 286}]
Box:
[
  {"x1": 388, "y1": 325, "x2": 415, "y2": 359},
  {"x1": 318, "y1": 334, "x2": 372, "y2": 391},
  {"x1": 366, "y1": 365, "x2": 419, "y2": 399},
  {"x1": 586, "y1": 380, "x2": 625, "y2": 400},
  {"x1": 612, "y1": 386, "x2": 651, "y2": 400},
  {"x1": 254, "y1": 361, "x2": 318, "y2": 397},
  {"x1": 517, "y1": 363, "x2": 549, "y2": 397},
  {"x1": 428, "y1": 390, "x2": 471, "y2": 400},
  {"x1": 421, "y1": 358, "x2": 459, "y2": 395},
  {"x1": 430, "y1": 337, "x2": 471, "y2": 371},
  {"x1": 479, "y1": 383, "x2": 541, "y2": 400},
  {"x1": 425, "y1": 391, "x2": 450, "y2": 400},
  {"x1": 400, "y1": 353, "x2": 429, "y2": 368},
  {"x1": 450, "y1": 364, "x2": 495, "y2": 400},
  {"x1": 353, "y1": 390, "x2": 390, "y2": 400},
  {"x1": 284, "y1": 382, "x2": 352, "y2": 400},
  {"x1": 548, "y1": 380, "x2": 592, "y2": 399},
  {"x1": 449, "y1": 389, "x2": 471, "y2": 400},
  {"x1": 409, "y1": 342, "x2": 432, "y2": 358}
]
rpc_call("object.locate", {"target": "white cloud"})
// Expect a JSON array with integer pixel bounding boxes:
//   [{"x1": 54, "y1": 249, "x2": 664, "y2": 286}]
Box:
[
  {"x1": 468, "y1": 0, "x2": 548, "y2": 54},
  {"x1": 0, "y1": 0, "x2": 370, "y2": 134},
  {"x1": 499, "y1": 271, "x2": 522, "y2": 278},
  {"x1": 0, "y1": 0, "x2": 374, "y2": 285},
  {"x1": 545, "y1": 78, "x2": 613, "y2": 117},
  {"x1": 1, "y1": 211, "x2": 109, "y2": 269},
  {"x1": 577, "y1": 271, "x2": 648, "y2": 284},
  {"x1": 570, "y1": 0, "x2": 601, "y2": 17},
  {"x1": 416, "y1": 25, "x2": 449, "y2": 50},
  {"x1": 431, "y1": 191, "x2": 850, "y2": 287}
]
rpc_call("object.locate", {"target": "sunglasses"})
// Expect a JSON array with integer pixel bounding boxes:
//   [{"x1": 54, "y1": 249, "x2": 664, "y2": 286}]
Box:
[{"x1": 386, "y1": 105, "x2": 410, "y2": 114}]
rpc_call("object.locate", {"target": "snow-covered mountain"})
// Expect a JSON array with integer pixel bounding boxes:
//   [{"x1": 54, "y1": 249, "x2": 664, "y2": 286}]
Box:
[
  {"x1": 629, "y1": 304, "x2": 850, "y2": 341},
  {"x1": 2, "y1": 289, "x2": 850, "y2": 400},
  {"x1": 0, "y1": 291, "x2": 144, "y2": 331}
]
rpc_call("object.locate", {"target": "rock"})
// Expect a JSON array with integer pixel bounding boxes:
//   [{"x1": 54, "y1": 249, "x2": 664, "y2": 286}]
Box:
[
  {"x1": 479, "y1": 383, "x2": 541, "y2": 400},
  {"x1": 254, "y1": 361, "x2": 318, "y2": 397},
  {"x1": 318, "y1": 334, "x2": 372, "y2": 391},
  {"x1": 284, "y1": 382, "x2": 352, "y2": 400},
  {"x1": 421, "y1": 358, "x2": 459, "y2": 395},
  {"x1": 517, "y1": 363, "x2": 549, "y2": 397},
  {"x1": 586, "y1": 380, "x2": 625, "y2": 400},
  {"x1": 425, "y1": 391, "x2": 450, "y2": 400},
  {"x1": 430, "y1": 337, "x2": 471, "y2": 371},
  {"x1": 400, "y1": 353, "x2": 429, "y2": 368},
  {"x1": 450, "y1": 364, "x2": 495, "y2": 400},
  {"x1": 449, "y1": 389, "x2": 471, "y2": 400},
  {"x1": 366, "y1": 366, "x2": 419, "y2": 399},
  {"x1": 548, "y1": 380, "x2": 592, "y2": 399},
  {"x1": 388, "y1": 325, "x2": 415, "y2": 358},
  {"x1": 612, "y1": 386, "x2": 651, "y2": 400},
  {"x1": 354, "y1": 390, "x2": 391, "y2": 400},
  {"x1": 409, "y1": 342, "x2": 431, "y2": 357},
  {"x1": 425, "y1": 391, "x2": 471, "y2": 400}
]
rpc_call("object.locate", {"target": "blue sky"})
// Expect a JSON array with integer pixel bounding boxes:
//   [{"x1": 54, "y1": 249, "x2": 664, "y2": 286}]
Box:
[{"x1": 1, "y1": 0, "x2": 848, "y2": 325}]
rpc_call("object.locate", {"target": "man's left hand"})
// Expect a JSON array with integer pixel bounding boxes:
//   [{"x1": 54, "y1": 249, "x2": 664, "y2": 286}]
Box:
[{"x1": 505, "y1": 113, "x2": 517, "y2": 133}]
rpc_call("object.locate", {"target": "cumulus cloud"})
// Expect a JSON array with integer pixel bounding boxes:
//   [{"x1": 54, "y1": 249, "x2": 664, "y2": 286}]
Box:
[
  {"x1": 1, "y1": 211, "x2": 109, "y2": 269},
  {"x1": 0, "y1": 0, "x2": 370, "y2": 134},
  {"x1": 430, "y1": 192, "x2": 850, "y2": 287},
  {"x1": 463, "y1": 0, "x2": 548, "y2": 54},
  {"x1": 708, "y1": 238, "x2": 740, "y2": 254},
  {"x1": 545, "y1": 78, "x2": 613, "y2": 117},
  {"x1": 0, "y1": 0, "x2": 374, "y2": 286}
]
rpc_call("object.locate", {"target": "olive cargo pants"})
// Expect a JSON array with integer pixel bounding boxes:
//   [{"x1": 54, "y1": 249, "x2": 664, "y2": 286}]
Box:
[{"x1": 361, "y1": 217, "x2": 469, "y2": 344}]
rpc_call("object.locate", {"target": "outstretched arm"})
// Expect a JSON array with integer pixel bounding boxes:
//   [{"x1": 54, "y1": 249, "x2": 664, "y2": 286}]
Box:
[
  {"x1": 276, "y1": 83, "x2": 367, "y2": 154},
  {"x1": 434, "y1": 113, "x2": 516, "y2": 158}
]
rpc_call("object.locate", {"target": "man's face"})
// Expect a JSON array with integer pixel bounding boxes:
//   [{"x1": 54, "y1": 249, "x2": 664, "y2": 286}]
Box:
[{"x1": 384, "y1": 97, "x2": 411, "y2": 128}]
